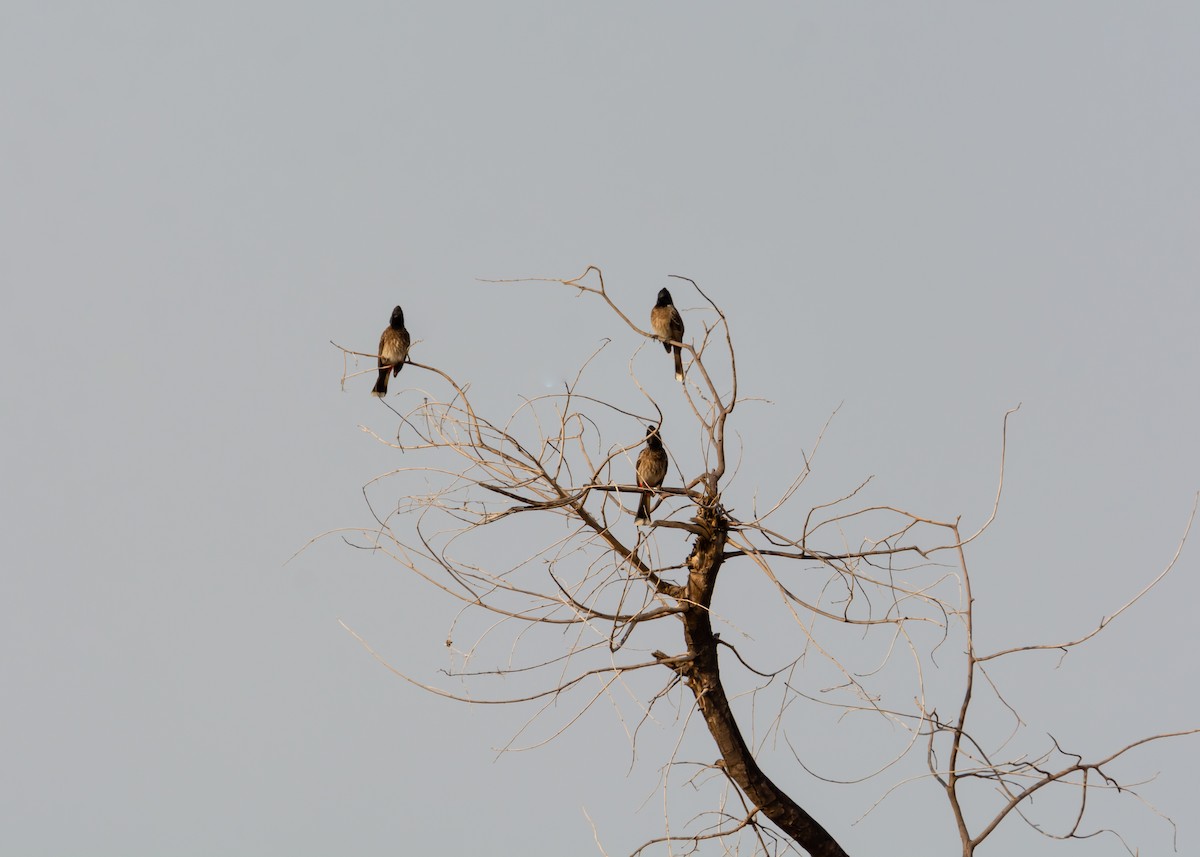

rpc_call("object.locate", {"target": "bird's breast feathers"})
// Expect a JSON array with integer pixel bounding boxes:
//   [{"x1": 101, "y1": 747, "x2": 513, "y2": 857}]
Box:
[{"x1": 380, "y1": 329, "x2": 409, "y2": 362}]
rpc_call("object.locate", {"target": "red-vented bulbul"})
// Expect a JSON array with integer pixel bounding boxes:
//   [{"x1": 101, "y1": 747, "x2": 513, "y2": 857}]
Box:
[
  {"x1": 635, "y1": 424, "x2": 668, "y2": 526},
  {"x1": 371, "y1": 305, "x2": 411, "y2": 397},
  {"x1": 650, "y1": 288, "x2": 685, "y2": 382}
]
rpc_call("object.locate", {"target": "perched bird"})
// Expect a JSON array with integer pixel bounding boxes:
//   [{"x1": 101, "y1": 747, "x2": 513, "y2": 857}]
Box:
[
  {"x1": 650, "y1": 287, "x2": 685, "y2": 382},
  {"x1": 371, "y1": 305, "x2": 411, "y2": 397},
  {"x1": 635, "y1": 424, "x2": 669, "y2": 526}
]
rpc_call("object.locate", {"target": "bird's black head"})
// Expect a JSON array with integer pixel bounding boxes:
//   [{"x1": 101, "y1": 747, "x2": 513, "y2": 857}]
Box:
[
  {"x1": 645, "y1": 424, "x2": 663, "y2": 447},
  {"x1": 389, "y1": 305, "x2": 405, "y2": 328},
  {"x1": 655, "y1": 288, "x2": 673, "y2": 307}
]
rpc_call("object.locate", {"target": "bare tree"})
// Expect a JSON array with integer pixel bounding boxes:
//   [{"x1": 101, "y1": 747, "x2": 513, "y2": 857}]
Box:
[{"x1": 327, "y1": 266, "x2": 1197, "y2": 857}]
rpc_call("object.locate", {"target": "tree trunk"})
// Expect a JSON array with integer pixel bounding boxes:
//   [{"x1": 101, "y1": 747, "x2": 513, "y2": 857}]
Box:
[{"x1": 678, "y1": 511, "x2": 850, "y2": 857}]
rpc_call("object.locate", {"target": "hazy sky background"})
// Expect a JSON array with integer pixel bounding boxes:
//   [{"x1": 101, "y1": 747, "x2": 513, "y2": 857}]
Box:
[{"x1": 3, "y1": 3, "x2": 1198, "y2": 855}]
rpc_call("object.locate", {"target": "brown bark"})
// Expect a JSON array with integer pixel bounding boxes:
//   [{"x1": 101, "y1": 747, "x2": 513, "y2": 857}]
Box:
[{"x1": 675, "y1": 506, "x2": 850, "y2": 857}]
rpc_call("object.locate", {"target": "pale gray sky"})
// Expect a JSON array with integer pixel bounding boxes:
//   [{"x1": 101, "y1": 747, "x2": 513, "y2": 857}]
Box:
[{"x1": 2, "y1": 3, "x2": 1198, "y2": 855}]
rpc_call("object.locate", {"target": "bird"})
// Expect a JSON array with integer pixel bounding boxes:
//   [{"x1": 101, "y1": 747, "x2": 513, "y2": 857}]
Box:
[
  {"x1": 650, "y1": 287, "x2": 685, "y2": 382},
  {"x1": 371, "y1": 305, "x2": 411, "y2": 397},
  {"x1": 635, "y1": 424, "x2": 669, "y2": 526}
]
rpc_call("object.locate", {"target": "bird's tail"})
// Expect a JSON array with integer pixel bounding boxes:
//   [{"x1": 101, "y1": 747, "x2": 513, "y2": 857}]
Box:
[
  {"x1": 636, "y1": 490, "x2": 652, "y2": 526},
  {"x1": 371, "y1": 367, "x2": 390, "y2": 397},
  {"x1": 672, "y1": 346, "x2": 684, "y2": 383}
]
